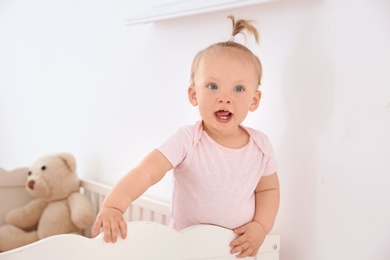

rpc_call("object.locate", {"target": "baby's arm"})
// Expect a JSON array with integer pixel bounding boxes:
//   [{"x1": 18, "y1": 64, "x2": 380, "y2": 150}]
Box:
[
  {"x1": 93, "y1": 149, "x2": 173, "y2": 242},
  {"x1": 230, "y1": 172, "x2": 280, "y2": 258}
]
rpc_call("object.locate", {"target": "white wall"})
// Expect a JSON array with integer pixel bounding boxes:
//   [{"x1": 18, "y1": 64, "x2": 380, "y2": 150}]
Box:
[{"x1": 1, "y1": 0, "x2": 389, "y2": 259}]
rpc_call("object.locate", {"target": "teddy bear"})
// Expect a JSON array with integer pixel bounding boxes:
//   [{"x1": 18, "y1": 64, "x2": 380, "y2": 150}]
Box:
[{"x1": 0, "y1": 153, "x2": 94, "y2": 251}]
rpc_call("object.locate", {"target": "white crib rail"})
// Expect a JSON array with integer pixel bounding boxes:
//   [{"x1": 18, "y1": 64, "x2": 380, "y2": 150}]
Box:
[
  {"x1": 80, "y1": 179, "x2": 172, "y2": 237},
  {"x1": 0, "y1": 221, "x2": 280, "y2": 260}
]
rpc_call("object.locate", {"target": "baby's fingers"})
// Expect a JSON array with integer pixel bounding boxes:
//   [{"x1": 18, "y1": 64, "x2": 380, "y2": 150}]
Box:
[
  {"x1": 118, "y1": 219, "x2": 127, "y2": 239},
  {"x1": 103, "y1": 221, "x2": 114, "y2": 242},
  {"x1": 230, "y1": 241, "x2": 249, "y2": 256},
  {"x1": 230, "y1": 231, "x2": 247, "y2": 249},
  {"x1": 236, "y1": 247, "x2": 257, "y2": 258},
  {"x1": 102, "y1": 219, "x2": 127, "y2": 242},
  {"x1": 92, "y1": 219, "x2": 103, "y2": 237}
]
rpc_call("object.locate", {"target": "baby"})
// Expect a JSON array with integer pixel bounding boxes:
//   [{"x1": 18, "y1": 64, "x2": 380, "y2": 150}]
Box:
[{"x1": 93, "y1": 15, "x2": 280, "y2": 258}]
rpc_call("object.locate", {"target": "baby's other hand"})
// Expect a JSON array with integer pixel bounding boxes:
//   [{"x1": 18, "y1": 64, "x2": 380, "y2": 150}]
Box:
[
  {"x1": 93, "y1": 207, "x2": 127, "y2": 243},
  {"x1": 230, "y1": 221, "x2": 267, "y2": 258}
]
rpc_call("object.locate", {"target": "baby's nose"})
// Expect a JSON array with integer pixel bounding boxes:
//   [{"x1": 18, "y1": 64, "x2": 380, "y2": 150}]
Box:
[{"x1": 218, "y1": 95, "x2": 231, "y2": 104}]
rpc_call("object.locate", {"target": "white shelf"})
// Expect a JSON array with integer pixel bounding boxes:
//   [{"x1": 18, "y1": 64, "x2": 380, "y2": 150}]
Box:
[{"x1": 125, "y1": 0, "x2": 278, "y2": 25}]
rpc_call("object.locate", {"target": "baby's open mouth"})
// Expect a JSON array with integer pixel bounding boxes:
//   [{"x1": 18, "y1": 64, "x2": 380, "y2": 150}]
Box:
[{"x1": 215, "y1": 110, "x2": 232, "y2": 120}]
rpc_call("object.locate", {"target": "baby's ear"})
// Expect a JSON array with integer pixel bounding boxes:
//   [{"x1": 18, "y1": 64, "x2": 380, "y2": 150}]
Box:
[
  {"x1": 188, "y1": 86, "x2": 198, "y2": 106},
  {"x1": 249, "y1": 90, "x2": 261, "y2": 111}
]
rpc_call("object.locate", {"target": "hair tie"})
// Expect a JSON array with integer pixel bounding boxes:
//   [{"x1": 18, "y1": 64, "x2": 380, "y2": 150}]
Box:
[{"x1": 228, "y1": 35, "x2": 235, "y2": 42}]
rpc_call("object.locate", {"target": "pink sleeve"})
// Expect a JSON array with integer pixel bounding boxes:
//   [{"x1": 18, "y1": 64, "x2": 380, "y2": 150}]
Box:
[
  {"x1": 245, "y1": 126, "x2": 278, "y2": 176},
  {"x1": 156, "y1": 127, "x2": 192, "y2": 168},
  {"x1": 263, "y1": 136, "x2": 278, "y2": 176}
]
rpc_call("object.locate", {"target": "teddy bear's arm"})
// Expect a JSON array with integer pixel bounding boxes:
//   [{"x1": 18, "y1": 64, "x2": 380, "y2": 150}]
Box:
[
  {"x1": 5, "y1": 198, "x2": 47, "y2": 229},
  {"x1": 68, "y1": 192, "x2": 94, "y2": 229}
]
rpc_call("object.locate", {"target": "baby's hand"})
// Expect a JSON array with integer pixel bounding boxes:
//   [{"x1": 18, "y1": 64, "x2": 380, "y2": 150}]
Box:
[
  {"x1": 230, "y1": 221, "x2": 267, "y2": 258},
  {"x1": 93, "y1": 207, "x2": 127, "y2": 243}
]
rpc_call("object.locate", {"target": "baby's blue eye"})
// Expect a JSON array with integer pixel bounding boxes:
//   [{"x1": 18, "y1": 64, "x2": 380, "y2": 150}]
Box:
[
  {"x1": 207, "y1": 84, "x2": 218, "y2": 90},
  {"x1": 233, "y1": 86, "x2": 244, "y2": 92}
]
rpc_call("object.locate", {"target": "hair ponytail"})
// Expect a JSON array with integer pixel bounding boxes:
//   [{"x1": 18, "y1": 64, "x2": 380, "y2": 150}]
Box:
[{"x1": 228, "y1": 15, "x2": 259, "y2": 44}]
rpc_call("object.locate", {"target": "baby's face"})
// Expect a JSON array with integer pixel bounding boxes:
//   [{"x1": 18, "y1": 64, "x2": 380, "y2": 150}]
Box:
[{"x1": 188, "y1": 48, "x2": 261, "y2": 133}]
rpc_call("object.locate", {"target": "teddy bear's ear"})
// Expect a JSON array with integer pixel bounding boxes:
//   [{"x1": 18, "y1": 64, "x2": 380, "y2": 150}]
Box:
[{"x1": 58, "y1": 153, "x2": 76, "y2": 172}]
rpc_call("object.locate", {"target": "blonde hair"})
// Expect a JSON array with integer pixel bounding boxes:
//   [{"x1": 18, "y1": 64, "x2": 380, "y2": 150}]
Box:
[{"x1": 190, "y1": 15, "x2": 262, "y2": 86}]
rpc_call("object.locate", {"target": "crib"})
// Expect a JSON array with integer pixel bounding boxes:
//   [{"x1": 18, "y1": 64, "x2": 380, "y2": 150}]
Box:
[{"x1": 0, "y1": 168, "x2": 280, "y2": 260}]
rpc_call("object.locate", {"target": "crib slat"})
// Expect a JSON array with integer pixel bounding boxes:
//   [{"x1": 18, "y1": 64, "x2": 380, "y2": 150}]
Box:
[{"x1": 80, "y1": 179, "x2": 171, "y2": 227}]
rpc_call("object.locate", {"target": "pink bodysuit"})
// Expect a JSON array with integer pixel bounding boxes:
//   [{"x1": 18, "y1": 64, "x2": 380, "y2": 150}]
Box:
[{"x1": 157, "y1": 121, "x2": 277, "y2": 231}]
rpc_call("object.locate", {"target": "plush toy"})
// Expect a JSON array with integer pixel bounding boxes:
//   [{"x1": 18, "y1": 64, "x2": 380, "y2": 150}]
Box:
[{"x1": 0, "y1": 153, "x2": 94, "y2": 251}]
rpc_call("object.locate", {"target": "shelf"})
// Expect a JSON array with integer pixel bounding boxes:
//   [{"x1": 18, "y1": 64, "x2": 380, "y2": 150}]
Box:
[{"x1": 125, "y1": 0, "x2": 278, "y2": 25}]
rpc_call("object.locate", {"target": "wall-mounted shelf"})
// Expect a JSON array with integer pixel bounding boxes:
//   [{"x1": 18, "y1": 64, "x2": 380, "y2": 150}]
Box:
[{"x1": 125, "y1": 0, "x2": 278, "y2": 25}]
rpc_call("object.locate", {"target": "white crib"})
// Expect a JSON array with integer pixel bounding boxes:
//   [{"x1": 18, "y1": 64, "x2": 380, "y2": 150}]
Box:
[{"x1": 0, "y1": 168, "x2": 280, "y2": 260}]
